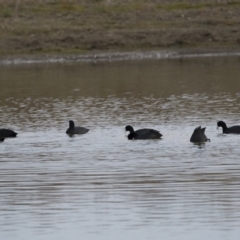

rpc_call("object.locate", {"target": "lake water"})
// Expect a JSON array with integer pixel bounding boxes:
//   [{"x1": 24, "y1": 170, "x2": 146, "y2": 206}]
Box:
[{"x1": 0, "y1": 55, "x2": 240, "y2": 240}]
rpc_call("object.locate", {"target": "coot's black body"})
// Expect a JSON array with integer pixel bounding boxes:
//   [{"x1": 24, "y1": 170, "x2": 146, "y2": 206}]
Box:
[
  {"x1": 0, "y1": 129, "x2": 18, "y2": 138},
  {"x1": 190, "y1": 126, "x2": 210, "y2": 143},
  {"x1": 66, "y1": 120, "x2": 89, "y2": 135},
  {"x1": 125, "y1": 125, "x2": 162, "y2": 140}
]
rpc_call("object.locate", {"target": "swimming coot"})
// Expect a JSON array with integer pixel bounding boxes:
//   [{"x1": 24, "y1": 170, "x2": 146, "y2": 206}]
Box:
[
  {"x1": 66, "y1": 120, "x2": 89, "y2": 135},
  {"x1": 217, "y1": 121, "x2": 240, "y2": 134},
  {"x1": 125, "y1": 125, "x2": 162, "y2": 140},
  {"x1": 0, "y1": 129, "x2": 18, "y2": 138}
]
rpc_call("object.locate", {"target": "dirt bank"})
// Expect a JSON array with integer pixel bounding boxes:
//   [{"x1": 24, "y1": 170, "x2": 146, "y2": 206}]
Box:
[{"x1": 0, "y1": 0, "x2": 240, "y2": 56}]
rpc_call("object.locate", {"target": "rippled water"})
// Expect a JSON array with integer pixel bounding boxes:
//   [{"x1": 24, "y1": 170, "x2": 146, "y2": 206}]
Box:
[{"x1": 1, "y1": 56, "x2": 240, "y2": 240}]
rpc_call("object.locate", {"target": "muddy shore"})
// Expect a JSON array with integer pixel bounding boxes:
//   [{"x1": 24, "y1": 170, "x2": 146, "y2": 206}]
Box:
[
  {"x1": 1, "y1": 49, "x2": 240, "y2": 65},
  {"x1": 0, "y1": 0, "x2": 240, "y2": 58}
]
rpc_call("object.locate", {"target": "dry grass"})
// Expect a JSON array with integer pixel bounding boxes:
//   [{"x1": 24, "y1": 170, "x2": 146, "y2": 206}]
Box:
[{"x1": 0, "y1": 0, "x2": 240, "y2": 55}]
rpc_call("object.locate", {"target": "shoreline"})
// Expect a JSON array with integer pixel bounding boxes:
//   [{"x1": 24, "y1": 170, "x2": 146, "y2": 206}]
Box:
[
  {"x1": 1, "y1": 1, "x2": 240, "y2": 62},
  {"x1": 1, "y1": 48, "x2": 240, "y2": 66}
]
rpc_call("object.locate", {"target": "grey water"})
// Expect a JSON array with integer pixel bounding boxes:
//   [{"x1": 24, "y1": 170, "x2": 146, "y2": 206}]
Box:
[{"x1": 0, "y1": 56, "x2": 240, "y2": 240}]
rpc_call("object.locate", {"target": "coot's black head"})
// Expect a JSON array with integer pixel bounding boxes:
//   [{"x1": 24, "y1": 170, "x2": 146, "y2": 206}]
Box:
[
  {"x1": 125, "y1": 125, "x2": 134, "y2": 133},
  {"x1": 217, "y1": 121, "x2": 227, "y2": 129},
  {"x1": 69, "y1": 120, "x2": 75, "y2": 128}
]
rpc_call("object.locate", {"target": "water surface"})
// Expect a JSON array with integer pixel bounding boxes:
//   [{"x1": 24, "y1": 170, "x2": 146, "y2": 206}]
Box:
[{"x1": 1, "y1": 56, "x2": 240, "y2": 240}]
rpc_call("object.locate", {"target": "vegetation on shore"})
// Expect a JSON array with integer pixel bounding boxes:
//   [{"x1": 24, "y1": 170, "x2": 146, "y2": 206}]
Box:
[{"x1": 0, "y1": 0, "x2": 240, "y2": 55}]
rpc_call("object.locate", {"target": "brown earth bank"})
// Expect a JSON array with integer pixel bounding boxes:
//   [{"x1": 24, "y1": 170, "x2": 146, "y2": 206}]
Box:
[{"x1": 0, "y1": 0, "x2": 240, "y2": 56}]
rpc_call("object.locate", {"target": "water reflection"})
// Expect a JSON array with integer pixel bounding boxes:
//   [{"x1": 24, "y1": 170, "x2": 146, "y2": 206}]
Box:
[{"x1": 0, "y1": 57, "x2": 240, "y2": 240}]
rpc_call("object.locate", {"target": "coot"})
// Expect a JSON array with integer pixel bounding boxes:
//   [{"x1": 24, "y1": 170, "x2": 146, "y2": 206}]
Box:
[
  {"x1": 125, "y1": 125, "x2": 162, "y2": 140},
  {"x1": 217, "y1": 121, "x2": 240, "y2": 134},
  {"x1": 190, "y1": 126, "x2": 210, "y2": 143},
  {"x1": 66, "y1": 120, "x2": 89, "y2": 135}
]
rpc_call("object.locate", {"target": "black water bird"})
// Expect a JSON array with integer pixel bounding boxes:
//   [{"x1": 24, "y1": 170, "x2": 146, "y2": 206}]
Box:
[
  {"x1": 66, "y1": 120, "x2": 89, "y2": 135},
  {"x1": 190, "y1": 126, "x2": 210, "y2": 143},
  {"x1": 0, "y1": 129, "x2": 18, "y2": 138},
  {"x1": 125, "y1": 125, "x2": 162, "y2": 140},
  {"x1": 217, "y1": 121, "x2": 240, "y2": 134}
]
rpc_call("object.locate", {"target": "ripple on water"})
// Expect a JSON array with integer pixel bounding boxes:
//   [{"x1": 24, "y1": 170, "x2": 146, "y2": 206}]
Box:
[{"x1": 0, "y1": 57, "x2": 240, "y2": 240}]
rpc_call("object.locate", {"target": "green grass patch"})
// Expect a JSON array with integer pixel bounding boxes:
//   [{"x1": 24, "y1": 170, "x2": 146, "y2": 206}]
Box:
[
  {"x1": 1, "y1": 8, "x2": 12, "y2": 18},
  {"x1": 165, "y1": 3, "x2": 194, "y2": 10},
  {"x1": 33, "y1": 3, "x2": 85, "y2": 13},
  {"x1": 92, "y1": 3, "x2": 146, "y2": 14},
  {"x1": 157, "y1": 1, "x2": 240, "y2": 11},
  {"x1": 227, "y1": 1, "x2": 240, "y2": 6},
  {"x1": 157, "y1": 3, "x2": 211, "y2": 11}
]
